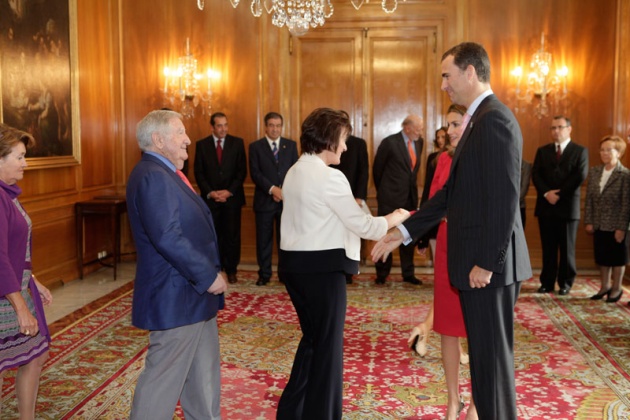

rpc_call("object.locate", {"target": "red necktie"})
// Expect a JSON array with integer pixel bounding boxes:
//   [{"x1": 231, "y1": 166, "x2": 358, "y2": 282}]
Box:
[
  {"x1": 216, "y1": 138, "x2": 223, "y2": 165},
  {"x1": 176, "y1": 170, "x2": 195, "y2": 192},
  {"x1": 556, "y1": 144, "x2": 561, "y2": 162},
  {"x1": 408, "y1": 139, "x2": 416, "y2": 170}
]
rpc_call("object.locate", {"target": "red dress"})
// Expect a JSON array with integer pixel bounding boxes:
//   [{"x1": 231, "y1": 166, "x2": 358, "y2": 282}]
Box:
[{"x1": 430, "y1": 153, "x2": 466, "y2": 337}]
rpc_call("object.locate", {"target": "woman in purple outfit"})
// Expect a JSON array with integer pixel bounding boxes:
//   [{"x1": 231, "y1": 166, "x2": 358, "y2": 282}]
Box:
[{"x1": 0, "y1": 124, "x2": 53, "y2": 419}]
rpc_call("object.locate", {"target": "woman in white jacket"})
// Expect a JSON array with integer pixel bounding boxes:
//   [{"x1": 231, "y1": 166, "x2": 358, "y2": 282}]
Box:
[{"x1": 276, "y1": 108, "x2": 409, "y2": 420}]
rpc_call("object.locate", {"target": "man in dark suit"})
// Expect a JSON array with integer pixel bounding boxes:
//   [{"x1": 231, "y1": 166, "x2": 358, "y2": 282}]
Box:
[
  {"x1": 249, "y1": 112, "x2": 298, "y2": 286},
  {"x1": 532, "y1": 116, "x2": 588, "y2": 295},
  {"x1": 372, "y1": 42, "x2": 532, "y2": 419},
  {"x1": 373, "y1": 114, "x2": 424, "y2": 285},
  {"x1": 330, "y1": 112, "x2": 369, "y2": 284},
  {"x1": 126, "y1": 110, "x2": 226, "y2": 419},
  {"x1": 195, "y1": 112, "x2": 247, "y2": 284}
]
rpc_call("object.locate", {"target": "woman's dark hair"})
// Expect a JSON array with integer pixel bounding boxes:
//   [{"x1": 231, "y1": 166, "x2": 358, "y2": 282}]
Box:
[
  {"x1": 0, "y1": 124, "x2": 34, "y2": 158},
  {"x1": 300, "y1": 108, "x2": 352, "y2": 154},
  {"x1": 434, "y1": 126, "x2": 448, "y2": 150}
]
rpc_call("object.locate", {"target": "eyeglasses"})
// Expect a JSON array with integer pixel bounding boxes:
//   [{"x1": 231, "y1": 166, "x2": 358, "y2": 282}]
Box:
[{"x1": 549, "y1": 125, "x2": 568, "y2": 131}]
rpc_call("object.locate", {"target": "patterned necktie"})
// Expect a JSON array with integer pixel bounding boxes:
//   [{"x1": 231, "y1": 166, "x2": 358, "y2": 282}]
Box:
[
  {"x1": 176, "y1": 170, "x2": 195, "y2": 192},
  {"x1": 556, "y1": 144, "x2": 562, "y2": 162},
  {"x1": 408, "y1": 139, "x2": 416, "y2": 170},
  {"x1": 216, "y1": 138, "x2": 223, "y2": 165},
  {"x1": 272, "y1": 141, "x2": 279, "y2": 163}
]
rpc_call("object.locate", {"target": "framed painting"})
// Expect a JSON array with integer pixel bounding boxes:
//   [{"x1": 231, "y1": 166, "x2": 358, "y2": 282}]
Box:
[{"x1": 0, "y1": 0, "x2": 80, "y2": 169}]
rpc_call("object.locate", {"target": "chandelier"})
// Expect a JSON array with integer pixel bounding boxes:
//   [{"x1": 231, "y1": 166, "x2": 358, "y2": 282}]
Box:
[
  {"x1": 510, "y1": 33, "x2": 569, "y2": 119},
  {"x1": 221, "y1": 0, "x2": 403, "y2": 36},
  {"x1": 162, "y1": 38, "x2": 219, "y2": 119}
]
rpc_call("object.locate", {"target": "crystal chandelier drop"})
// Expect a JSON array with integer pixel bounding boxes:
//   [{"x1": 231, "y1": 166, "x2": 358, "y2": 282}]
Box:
[
  {"x1": 223, "y1": 0, "x2": 400, "y2": 36},
  {"x1": 162, "y1": 38, "x2": 219, "y2": 119},
  {"x1": 510, "y1": 33, "x2": 569, "y2": 119}
]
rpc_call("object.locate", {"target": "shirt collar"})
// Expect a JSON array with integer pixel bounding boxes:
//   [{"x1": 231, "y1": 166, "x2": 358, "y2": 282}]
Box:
[
  {"x1": 266, "y1": 137, "x2": 280, "y2": 148},
  {"x1": 145, "y1": 151, "x2": 176, "y2": 172},
  {"x1": 466, "y1": 89, "x2": 493, "y2": 117},
  {"x1": 556, "y1": 138, "x2": 571, "y2": 152}
]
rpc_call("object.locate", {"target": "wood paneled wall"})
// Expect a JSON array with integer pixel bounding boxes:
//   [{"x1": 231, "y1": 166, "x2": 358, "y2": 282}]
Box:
[{"x1": 9, "y1": 0, "x2": 629, "y2": 287}]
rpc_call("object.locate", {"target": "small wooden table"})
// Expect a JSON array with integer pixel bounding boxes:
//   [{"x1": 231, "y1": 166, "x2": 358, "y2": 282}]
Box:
[{"x1": 75, "y1": 196, "x2": 127, "y2": 280}]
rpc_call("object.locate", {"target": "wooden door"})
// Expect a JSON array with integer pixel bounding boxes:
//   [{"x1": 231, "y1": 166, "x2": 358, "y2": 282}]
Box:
[{"x1": 290, "y1": 26, "x2": 439, "y2": 187}]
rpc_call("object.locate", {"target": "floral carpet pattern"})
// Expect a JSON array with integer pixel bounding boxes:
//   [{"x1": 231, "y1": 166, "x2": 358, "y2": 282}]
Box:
[{"x1": 1, "y1": 273, "x2": 629, "y2": 419}]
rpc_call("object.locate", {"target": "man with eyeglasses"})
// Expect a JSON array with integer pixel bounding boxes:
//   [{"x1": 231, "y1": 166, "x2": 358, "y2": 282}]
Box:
[{"x1": 532, "y1": 116, "x2": 588, "y2": 295}]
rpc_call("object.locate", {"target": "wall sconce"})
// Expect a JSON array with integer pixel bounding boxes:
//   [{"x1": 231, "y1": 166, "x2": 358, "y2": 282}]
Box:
[
  {"x1": 162, "y1": 38, "x2": 220, "y2": 119},
  {"x1": 511, "y1": 33, "x2": 569, "y2": 119}
]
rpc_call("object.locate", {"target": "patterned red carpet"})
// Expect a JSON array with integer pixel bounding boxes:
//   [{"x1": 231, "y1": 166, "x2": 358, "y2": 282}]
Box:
[{"x1": 1, "y1": 272, "x2": 629, "y2": 419}]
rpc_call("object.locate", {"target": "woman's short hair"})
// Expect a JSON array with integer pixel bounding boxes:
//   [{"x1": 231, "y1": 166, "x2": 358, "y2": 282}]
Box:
[
  {"x1": 300, "y1": 108, "x2": 352, "y2": 154},
  {"x1": 600, "y1": 134, "x2": 626, "y2": 158},
  {"x1": 0, "y1": 124, "x2": 34, "y2": 158},
  {"x1": 136, "y1": 110, "x2": 182, "y2": 152}
]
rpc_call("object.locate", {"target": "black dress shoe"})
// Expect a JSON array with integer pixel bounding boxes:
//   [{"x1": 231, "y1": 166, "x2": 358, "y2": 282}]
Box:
[
  {"x1": 228, "y1": 273, "x2": 238, "y2": 284},
  {"x1": 375, "y1": 276, "x2": 386, "y2": 285},
  {"x1": 558, "y1": 286, "x2": 571, "y2": 296},
  {"x1": 256, "y1": 278, "x2": 269, "y2": 286},
  {"x1": 403, "y1": 276, "x2": 422, "y2": 285},
  {"x1": 606, "y1": 290, "x2": 623, "y2": 303},
  {"x1": 590, "y1": 288, "x2": 611, "y2": 300},
  {"x1": 537, "y1": 286, "x2": 553, "y2": 293}
]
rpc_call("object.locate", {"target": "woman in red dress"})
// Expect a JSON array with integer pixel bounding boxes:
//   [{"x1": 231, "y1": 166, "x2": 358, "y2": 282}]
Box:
[{"x1": 409, "y1": 104, "x2": 478, "y2": 420}]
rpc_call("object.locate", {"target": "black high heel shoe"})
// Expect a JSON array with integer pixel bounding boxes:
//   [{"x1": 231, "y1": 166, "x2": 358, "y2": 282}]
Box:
[
  {"x1": 606, "y1": 290, "x2": 623, "y2": 303},
  {"x1": 590, "y1": 288, "x2": 611, "y2": 300}
]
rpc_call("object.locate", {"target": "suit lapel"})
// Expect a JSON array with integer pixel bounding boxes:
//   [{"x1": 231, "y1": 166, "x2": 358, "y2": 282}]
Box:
[
  {"x1": 396, "y1": 132, "x2": 413, "y2": 169},
  {"x1": 451, "y1": 97, "x2": 490, "y2": 172}
]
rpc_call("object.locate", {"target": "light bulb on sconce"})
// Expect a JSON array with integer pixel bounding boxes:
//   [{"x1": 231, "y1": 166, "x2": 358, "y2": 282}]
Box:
[
  {"x1": 161, "y1": 38, "x2": 220, "y2": 119},
  {"x1": 510, "y1": 33, "x2": 570, "y2": 119}
]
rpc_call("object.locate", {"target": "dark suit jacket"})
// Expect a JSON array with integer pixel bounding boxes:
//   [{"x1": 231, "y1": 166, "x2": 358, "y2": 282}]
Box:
[
  {"x1": 194, "y1": 134, "x2": 247, "y2": 209},
  {"x1": 520, "y1": 160, "x2": 532, "y2": 209},
  {"x1": 373, "y1": 132, "x2": 424, "y2": 214},
  {"x1": 126, "y1": 153, "x2": 224, "y2": 331},
  {"x1": 249, "y1": 137, "x2": 298, "y2": 212},
  {"x1": 532, "y1": 141, "x2": 588, "y2": 220},
  {"x1": 402, "y1": 95, "x2": 532, "y2": 290},
  {"x1": 330, "y1": 135, "x2": 369, "y2": 200}
]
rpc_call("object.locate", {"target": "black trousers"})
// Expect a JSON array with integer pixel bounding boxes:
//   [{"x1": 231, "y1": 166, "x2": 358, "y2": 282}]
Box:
[
  {"x1": 459, "y1": 282, "x2": 521, "y2": 420},
  {"x1": 209, "y1": 199, "x2": 242, "y2": 274},
  {"x1": 277, "y1": 271, "x2": 346, "y2": 420},
  {"x1": 537, "y1": 216, "x2": 578, "y2": 289},
  {"x1": 255, "y1": 207, "x2": 282, "y2": 280},
  {"x1": 374, "y1": 243, "x2": 416, "y2": 279}
]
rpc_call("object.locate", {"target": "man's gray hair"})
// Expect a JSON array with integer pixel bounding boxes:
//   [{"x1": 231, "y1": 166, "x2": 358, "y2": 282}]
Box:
[{"x1": 136, "y1": 110, "x2": 182, "y2": 152}]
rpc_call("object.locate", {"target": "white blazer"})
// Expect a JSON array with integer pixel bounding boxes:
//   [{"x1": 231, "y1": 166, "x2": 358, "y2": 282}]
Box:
[{"x1": 280, "y1": 153, "x2": 388, "y2": 261}]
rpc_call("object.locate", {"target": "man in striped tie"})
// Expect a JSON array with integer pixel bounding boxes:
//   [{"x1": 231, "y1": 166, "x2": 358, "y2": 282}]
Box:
[{"x1": 249, "y1": 112, "x2": 298, "y2": 286}]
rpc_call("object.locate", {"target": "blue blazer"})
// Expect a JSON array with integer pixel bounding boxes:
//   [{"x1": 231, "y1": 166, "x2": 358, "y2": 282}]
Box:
[{"x1": 126, "y1": 153, "x2": 224, "y2": 331}]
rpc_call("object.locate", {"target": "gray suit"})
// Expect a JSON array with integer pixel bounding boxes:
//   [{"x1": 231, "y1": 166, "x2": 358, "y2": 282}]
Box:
[{"x1": 402, "y1": 94, "x2": 531, "y2": 419}]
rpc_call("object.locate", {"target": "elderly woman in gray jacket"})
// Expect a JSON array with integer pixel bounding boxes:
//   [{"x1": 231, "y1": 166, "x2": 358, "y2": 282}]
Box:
[{"x1": 584, "y1": 135, "x2": 630, "y2": 302}]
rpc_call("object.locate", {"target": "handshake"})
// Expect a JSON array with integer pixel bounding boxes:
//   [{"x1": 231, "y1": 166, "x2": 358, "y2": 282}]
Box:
[{"x1": 372, "y1": 208, "x2": 411, "y2": 263}]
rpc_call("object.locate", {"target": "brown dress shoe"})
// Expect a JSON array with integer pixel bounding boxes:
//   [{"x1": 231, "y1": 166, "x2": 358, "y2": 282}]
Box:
[{"x1": 228, "y1": 273, "x2": 238, "y2": 284}]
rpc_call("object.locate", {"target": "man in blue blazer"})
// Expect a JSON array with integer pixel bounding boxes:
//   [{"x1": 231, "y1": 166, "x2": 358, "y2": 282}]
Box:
[
  {"x1": 373, "y1": 43, "x2": 532, "y2": 419},
  {"x1": 127, "y1": 110, "x2": 227, "y2": 419},
  {"x1": 249, "y1": 112, "x2": 298, "y2": 285}
]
